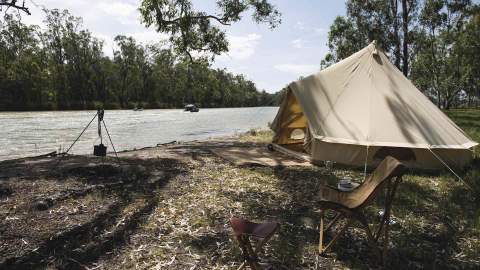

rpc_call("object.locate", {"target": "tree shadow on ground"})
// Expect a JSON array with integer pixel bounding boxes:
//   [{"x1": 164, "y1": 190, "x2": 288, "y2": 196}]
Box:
[
  {"x1": 270, "y1": 166, "x2": 383, "y2": 269},
  {"x1": 212, "y1": 165, "x2": 346, "y2": 268},
  {"x1": 0, "y1": 154, "x2": 186, "y2": 270},
  {"x1": 219, "y1": 163, "x2": 480, "y2": 269}
]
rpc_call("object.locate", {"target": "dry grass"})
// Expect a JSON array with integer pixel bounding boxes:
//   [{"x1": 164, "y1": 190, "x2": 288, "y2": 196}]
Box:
[
  {"x1": 5, "y1": 110, "x2": 479, "y2": 269},
  {"x1": 239, "y1": 128, "x2": 274, "y2": 143},
  {"x1": 92, "y1": 151, "x2": 356, "y2": 269},
  {"x1": 91, "y1": 117, "x2": 480, "y2": 269}
]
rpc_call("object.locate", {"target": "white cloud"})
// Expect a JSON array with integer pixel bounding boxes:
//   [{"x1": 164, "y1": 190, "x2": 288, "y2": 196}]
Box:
[
  {"x1": 295, "y1": 21, "x2": 306, "y2": 30},
  {"x1": 274, "y1": 64, "x2": 319, "y2": 76},
  {"x1": 291, "y1": 38, "x2": 305, "y2": 49},
  {"x1": 218, "y1": 33, "x2": 262, "y2": 61},
  {"x1": 97, "y1": 1, "x2": 138, "y2": 25},
  {"x1": 97, "y1": 2, "x2": 136, "y2": 17},
  {"x1": 19, "y1": 1, "x2": 143, "y2": 30}
]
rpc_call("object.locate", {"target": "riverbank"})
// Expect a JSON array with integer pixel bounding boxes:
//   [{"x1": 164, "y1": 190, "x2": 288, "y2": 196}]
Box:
[{"x1": 1, "y1": 127, "x2": 479, "y2": 269}]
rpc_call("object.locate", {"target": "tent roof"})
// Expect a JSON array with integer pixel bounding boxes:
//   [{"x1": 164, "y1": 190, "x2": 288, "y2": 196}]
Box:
[{"x1": 287, "y1": 41, "x2": 477, "y2": 149}]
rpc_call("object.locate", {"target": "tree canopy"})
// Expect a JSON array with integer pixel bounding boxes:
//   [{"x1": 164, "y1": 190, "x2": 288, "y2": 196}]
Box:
[{"x1": 139, "y1": 0, "x2": 281, "y2": 61}]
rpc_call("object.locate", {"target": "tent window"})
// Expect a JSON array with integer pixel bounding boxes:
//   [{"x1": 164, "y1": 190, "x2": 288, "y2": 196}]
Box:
[{"x1": 290, "y1": 129, "x2": 305, "y2": 140}]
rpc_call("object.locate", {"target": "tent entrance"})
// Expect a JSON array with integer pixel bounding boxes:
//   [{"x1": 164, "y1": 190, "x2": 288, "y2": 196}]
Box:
[{"x1": 271, "y1": 88, "x2": 311, "y2": 154}]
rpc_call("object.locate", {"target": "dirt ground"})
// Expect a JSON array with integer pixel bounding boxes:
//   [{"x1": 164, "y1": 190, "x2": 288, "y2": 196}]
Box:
[
  {"x1": 0, "y1": 146, "x2": 186, "y2": 270},
  {"x1": 1, "y1": 135, "x2": 479, "y2": 269}
]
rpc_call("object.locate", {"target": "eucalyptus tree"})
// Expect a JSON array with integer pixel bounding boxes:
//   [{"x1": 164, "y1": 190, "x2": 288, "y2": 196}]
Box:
[
  {"x1": 0, "y1": 14, "x2": 45, "y2": 110},
  {"x1": 321, "y1": 16, "x2": 367, "y2": 67},
  {"x1": 42, "y1": 9, "x2": 70, "y2": 108},
  {"x1": 324, "y1": 0, "x2": 419, "y2": 76},
  {"x1": 459, "y1": 6, "x2": 480, "y2": 106},
  {"x1": 150, "y1": 47, "x2": 177, "y2": 107},
  {"x1": 412, "y1": 0, "x2": 476, "y2": 109},
  {"x1": 113, "y1": 35, "x2": 144, "y2": 107},
  {"x1": 62, "y1": 15, "x2": 104, "y2": 108},
  {"x1": 136, "y1": 44, "x2": 155, "y2": 104},
  {"x1": 139, "y1": 0, "x2": 281, "y2": 61}
]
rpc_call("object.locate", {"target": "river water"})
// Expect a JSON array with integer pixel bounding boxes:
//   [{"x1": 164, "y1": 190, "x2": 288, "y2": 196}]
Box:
[{"x1": 0, "y1": 107, "x2": 278, "y2": 161}]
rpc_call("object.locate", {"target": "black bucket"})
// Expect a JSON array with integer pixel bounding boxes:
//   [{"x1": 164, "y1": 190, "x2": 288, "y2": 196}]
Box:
[{"x1": 94, "y1": 143, "x2": 107, "y2": 156}]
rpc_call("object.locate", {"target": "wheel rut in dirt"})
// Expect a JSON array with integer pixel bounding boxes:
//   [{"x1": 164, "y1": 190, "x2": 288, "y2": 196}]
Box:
[{"x1": 0, "y1": 154, "x2": 185, "y2": 270}]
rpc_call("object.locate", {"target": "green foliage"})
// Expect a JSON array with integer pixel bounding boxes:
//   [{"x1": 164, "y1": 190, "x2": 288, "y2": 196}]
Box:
[
  {"x1": 444, "y1": 109, "x2": 480, "y2": 156},
  {"x1": 412, "y1": 1, "x2": 480, "y2": 109},
  {"x1": 321, "y1": 16, "x2": 368, "y2": 67},
  {"x1": 324, "y1": 0, "x2": 480, "y2": 109},
  {"x1": 323, "y1": 0, "x2": 418, "y2": 73},
  {"x1": 139, "y1": 0, "x2": 281, "y2": 61},
  {"x1": 0, "y1": 10, "x2": 277, "y2": 111}
]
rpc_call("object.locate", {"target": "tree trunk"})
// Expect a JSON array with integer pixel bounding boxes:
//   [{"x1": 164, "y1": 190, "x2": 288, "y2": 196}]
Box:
[
  {"x1": 444, "y1": 99, "x2": 450, "y2": 110},
  {"x1": 391, "y1": 0, "x2": 401, "y2": 69},
  {"x1": 401, "y1": 0, "x2": 409, "y2": 76},
  {"x1": 121, "y1": 72, "x2": 127, "y2": 107}
]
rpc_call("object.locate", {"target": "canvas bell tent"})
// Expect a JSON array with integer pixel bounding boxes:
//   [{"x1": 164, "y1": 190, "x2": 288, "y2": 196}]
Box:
[{"x1": 271, "y1": 41, "x2": 477, "y2": 169}]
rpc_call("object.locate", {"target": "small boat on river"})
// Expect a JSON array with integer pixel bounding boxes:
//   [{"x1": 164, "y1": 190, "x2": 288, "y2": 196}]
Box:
[{"x1": 184, "y1": 104, "x2": 199, "y2": 112}]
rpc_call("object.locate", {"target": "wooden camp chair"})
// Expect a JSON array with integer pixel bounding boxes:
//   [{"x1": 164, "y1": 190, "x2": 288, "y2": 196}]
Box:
[
  {"x1": 229, "y1": 217, "x2": 280, "y2": 270},
  {"x1": 316, "y1": 156, "x2": 406, "y2": 264}
]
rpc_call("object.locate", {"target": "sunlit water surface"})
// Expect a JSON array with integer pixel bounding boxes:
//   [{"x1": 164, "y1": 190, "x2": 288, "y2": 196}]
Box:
[{"x1": 0, "y1": 107, "x2": 278, "y2": 161}]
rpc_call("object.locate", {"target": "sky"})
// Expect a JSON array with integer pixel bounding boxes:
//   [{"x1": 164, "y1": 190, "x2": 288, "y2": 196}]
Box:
[{"x1": 17, "y1": 0, "x2": 346, "y2": 93}]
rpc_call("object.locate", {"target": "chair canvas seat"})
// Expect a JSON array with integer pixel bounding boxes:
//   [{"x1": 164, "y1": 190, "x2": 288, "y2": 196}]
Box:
[
  {"x1": 229, "y1": 217, "x2": 280, "y2": 270},
  {"x1": 316, "y1": 156, "x2": 406, "y2": 265},
  {"x1": 318, "y1": 156, "x2": 405, "y2": 210},
  {"x1": 230, "y1": 218, "x2": 279, "y2": 239}
]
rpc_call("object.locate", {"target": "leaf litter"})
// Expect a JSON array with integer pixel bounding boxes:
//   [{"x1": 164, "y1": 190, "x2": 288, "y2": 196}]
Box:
[{"x1": 1, "y1": 130, "x2": 479, "y2": 269}]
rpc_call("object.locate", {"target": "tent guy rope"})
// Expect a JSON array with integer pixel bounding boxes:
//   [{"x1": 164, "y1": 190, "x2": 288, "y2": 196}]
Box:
[{"x1": 426, "y1": 147, "x2": 475, "y2": 192}]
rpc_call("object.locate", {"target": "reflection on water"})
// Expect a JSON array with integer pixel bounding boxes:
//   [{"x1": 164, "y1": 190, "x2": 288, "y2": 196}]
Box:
[{"x1": 0, "y1": 107, "x2": 278, "y2": 161}]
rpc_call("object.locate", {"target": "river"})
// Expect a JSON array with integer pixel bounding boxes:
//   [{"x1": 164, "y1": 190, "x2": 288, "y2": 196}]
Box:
[{"x1": 0, "y1": 107, "x2": 278, "y2": 161}]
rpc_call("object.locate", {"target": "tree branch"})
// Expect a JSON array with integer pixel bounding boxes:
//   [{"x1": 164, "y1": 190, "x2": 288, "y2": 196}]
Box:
[
  {"x1": 0, "y1": 0, "x2": 31, "y2": 15},
  {"x1": 160, "y1": 14, "x2": 231, "y2": 26},
  {"x1": 142, "y1": 0, "x2": 279, "y2": 63}
]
